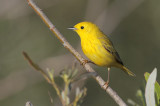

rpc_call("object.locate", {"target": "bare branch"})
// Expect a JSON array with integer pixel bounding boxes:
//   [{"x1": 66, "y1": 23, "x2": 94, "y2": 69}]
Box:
[
  {"x1": 22, "y1": 52, "x2": 65, "y2": 106},
  {"x1": 26, "y1": 0, "x2": 127, "y2": 105},
  {"x1": 23, "y1": 51, "x2": 51, "y2": 83}
]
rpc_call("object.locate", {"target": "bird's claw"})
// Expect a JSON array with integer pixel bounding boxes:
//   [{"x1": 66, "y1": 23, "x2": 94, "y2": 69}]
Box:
[
  {"x1": 103, "y1": 81, "x2": 109, "y2": 89},
  {"x1": 81, "y1": 59, "x2": 95, "y2": 66},
  {"x1": 81, "y1": 59, "x2": 89, "y2": 66}
]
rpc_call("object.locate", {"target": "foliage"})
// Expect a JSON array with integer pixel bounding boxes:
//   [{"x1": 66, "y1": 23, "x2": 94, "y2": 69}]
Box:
[
  {"x1": 23, "y1": 52, "x2": 87, "y2": 106},
  {"x1": 145, "y1": 68, "x2": 157, "y2": 106},
  {"x1": 145, "y1": 71, "x2": 160, "y2": 105},
  {"x1": 128, "y1": 68, "x2": 160, "y2": 106}
]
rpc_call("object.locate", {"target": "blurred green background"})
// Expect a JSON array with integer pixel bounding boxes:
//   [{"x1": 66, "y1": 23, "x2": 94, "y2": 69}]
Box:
[{"x1": 0, "y1": 0, "x2": 160, "y2": 105}]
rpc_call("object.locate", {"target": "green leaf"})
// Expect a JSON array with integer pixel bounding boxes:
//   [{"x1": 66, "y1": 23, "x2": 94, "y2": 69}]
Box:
[
  {"x1": 145, "y1": 68, "x2": 157, "y2": 106},
  {"x1": 155, "y1": 80, "x2": 160, "y2": 105},
  {"x1": 145, "y1": 68, "x2": 160, "y2": 105}
]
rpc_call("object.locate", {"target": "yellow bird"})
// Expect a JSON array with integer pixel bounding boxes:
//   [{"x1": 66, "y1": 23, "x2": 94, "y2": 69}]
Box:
[{"x1": 68, "y1": 22, "x2": 135, "y2": 86}]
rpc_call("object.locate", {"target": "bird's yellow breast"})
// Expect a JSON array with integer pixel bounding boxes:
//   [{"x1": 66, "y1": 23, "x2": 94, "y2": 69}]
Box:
[{"x1": 81, "y1": 34, "x2": 115, "y2": 67}]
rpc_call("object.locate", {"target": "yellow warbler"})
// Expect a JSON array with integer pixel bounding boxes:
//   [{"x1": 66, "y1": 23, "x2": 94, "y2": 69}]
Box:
[{"x1": 68, "y1": 22, "x2": 135, "y2": 86}]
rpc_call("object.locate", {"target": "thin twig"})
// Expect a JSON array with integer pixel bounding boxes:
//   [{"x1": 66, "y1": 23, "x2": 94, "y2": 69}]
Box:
[
  {"x1": 48, "y1": 91, "x2": 54, "y2": 105},
  {"x1": 23, "y1": 52, "x2": 51, "y2": 83},
  {"x1": 26, "y1": 0, "x2": 127, "y2": 105},
  {"x1": 22, "y1": 52, "x2": 65, "y2": 106}
]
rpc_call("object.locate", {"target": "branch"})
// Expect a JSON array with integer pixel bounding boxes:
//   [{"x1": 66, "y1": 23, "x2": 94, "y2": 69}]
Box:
[
  {"x1": 26, "y1": 0, "x2": 127, "y2": 105},
  {"x1": 23, "y1": 52, "x2": 88, "y2": 106},
  {"x1": 22, "y1": 52, "x2": 65, "y2": 106},
  {"x1": 23, "y1": 52, "x2": 51, "y2": 83}
]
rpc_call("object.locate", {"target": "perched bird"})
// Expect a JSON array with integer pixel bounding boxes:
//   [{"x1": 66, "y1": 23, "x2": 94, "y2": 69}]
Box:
[{"x1": 68, "y1": 22, "x2": 135, "y2": 87}]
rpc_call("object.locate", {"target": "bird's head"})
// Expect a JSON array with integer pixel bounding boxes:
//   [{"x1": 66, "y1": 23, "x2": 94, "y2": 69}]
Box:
[{"x1": 68, "y1": 22, "x2": 100, "y2": 38}]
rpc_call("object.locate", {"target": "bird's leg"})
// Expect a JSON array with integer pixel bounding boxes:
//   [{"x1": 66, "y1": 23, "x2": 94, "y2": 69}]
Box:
[
  {"x1": 81, "y1": 59, "x2": 95, "y2": 66},
  {"x1": 103, "y1": 67, "x2": 111, "y2": 88}
]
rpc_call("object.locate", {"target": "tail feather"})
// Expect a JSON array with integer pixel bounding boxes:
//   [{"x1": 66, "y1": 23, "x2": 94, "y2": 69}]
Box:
[{"x1": 121, "y1": 66, "x2": 136, "y2": 77}]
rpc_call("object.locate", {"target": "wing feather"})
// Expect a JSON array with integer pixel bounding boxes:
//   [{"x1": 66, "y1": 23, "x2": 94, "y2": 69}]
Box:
[{"x1": 99, "y1": 36, "x2": 124, "y2": 65}]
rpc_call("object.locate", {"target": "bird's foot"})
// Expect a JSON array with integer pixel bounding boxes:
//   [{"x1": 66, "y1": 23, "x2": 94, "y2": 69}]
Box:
[
  {"x1": 81, "y1": 59, "x2": 95, "y2": 66},
  {"x1": 81, "y1": 59, "x2": 89, "y2": 66},
  {"x1": 103, "y1": 81, "x2": 109, "y2": 89}
]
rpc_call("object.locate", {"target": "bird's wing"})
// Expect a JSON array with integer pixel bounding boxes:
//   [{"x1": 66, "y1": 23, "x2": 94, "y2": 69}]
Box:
[{"x1": 100, "y1": 36, "x2": 124, "y2": 65}]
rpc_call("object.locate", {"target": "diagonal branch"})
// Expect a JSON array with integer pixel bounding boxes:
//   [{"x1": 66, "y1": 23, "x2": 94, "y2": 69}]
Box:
[
  {"x1": 23, "y1": 52, "x2": 51, "y2": 83},
  {"x1": 26, "y1": 0, "x2": 127, "y2": 105},
  {"x1": 23, "y1": 52, "x2": 65, "y2": 106}
]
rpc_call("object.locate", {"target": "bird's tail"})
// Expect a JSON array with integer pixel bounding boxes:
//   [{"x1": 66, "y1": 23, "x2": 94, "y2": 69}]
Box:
[{"x1": 121, "y1": 65, "x2": 136, "y2": 77}]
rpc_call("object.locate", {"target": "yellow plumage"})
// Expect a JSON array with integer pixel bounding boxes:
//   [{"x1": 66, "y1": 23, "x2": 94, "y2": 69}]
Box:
[{"x1": 69, "y1": 22, "x2": 135, "y2": 85}]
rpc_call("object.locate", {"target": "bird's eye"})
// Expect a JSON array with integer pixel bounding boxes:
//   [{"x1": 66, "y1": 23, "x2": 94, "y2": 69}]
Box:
[{"x1": 81, "y1": 26, "x2": 84, "y2": 29}]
